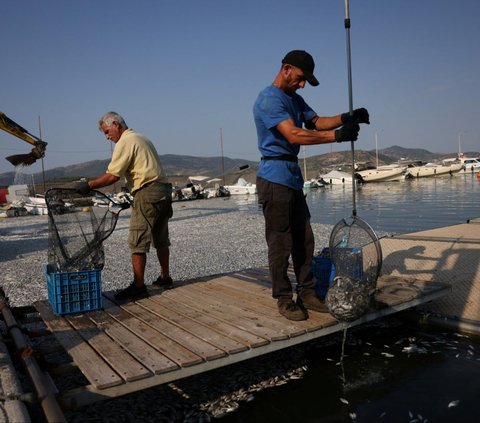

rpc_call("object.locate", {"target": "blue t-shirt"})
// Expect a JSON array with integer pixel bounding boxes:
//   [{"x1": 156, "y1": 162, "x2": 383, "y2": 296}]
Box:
[{"x1": 253, "y1": 85, "x2": 316, "y2": 190}]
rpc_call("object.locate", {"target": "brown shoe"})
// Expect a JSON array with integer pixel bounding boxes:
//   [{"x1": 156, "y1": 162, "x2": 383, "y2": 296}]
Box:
[
  {"x1": 298, "y1": 294, "x2": 329, "y2": 313},
  {"x1": 278, "y1": 300, "x2": 307, "y2": 321}
]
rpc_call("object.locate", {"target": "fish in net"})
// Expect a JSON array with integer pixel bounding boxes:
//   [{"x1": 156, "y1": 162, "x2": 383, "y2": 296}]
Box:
[
  {"x1": 45, "y1": 188, "x2": 130, "y2": 272},
  {"x1": 326, "y1": 216, "x2": 383, "y2": 322},
  {"x1": 325, "y1": 274, "x2": 372, "y2": 322}
]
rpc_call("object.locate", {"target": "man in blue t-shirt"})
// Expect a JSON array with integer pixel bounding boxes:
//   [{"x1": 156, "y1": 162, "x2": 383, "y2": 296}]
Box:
[{"x1": 253, "y1": 50, "x2": 369, "y2": 321}]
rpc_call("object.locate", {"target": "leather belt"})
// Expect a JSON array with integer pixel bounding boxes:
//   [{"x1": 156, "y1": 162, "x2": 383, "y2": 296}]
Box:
[{"x1": 261, "y1": 155, "x2": 298, "y2": 164}]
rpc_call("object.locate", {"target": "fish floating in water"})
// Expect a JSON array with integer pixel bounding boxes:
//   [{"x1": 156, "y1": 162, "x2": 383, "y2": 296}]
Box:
[{"x1": 402, "y1": 345, "x2": 428, "y2": 355}]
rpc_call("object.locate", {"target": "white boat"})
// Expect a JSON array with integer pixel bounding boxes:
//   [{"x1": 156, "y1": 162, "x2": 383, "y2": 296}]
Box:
[
  {"x1": 405, "y1": 162, "x2": 463, "y2": 178},
  {"x1": 318, "y1": 170, "x2": 353, "y2": 185},
  {"x1": 457, "y1": 157, "x2": 480, "y2": 174},
  {"x1": 355, "y1": 165, "x2": 407, "y2": 183},
  {"x1": 223, "y1": 177, "x2": 256, "y2": 195},
  {"x1": 23, "y1": 195, "x2": 48, "y2": 215},
  {"x1": 303, "y1": 179, "x2": 317, "y2": 189},
  {"x1": 6, "y1": 184, "x2": 48, "y2": 215}
]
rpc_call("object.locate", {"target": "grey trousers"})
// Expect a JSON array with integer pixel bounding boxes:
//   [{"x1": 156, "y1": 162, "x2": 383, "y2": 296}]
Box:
[{"x1": 256, "y1": 177, "x2": 316, "y2": 302}]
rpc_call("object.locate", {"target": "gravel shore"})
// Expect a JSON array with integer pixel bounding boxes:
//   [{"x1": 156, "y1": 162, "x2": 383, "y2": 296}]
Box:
[
  {"x1": 0, "y1": 196, "x2": 333, "y2": 307},
  {"x1": 0, "y1": 195, "x2": 335, "y2": 422}
]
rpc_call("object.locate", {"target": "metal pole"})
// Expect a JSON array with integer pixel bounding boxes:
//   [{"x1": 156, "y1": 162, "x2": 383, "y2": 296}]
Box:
[
  {"x1": 458, "y1": 131, "x2": 466, "y2": 157},
  {"x1": 38, "y1": 116, "x2": 46, "y2": 193},
  {"x1": 220, "y1": 128, "x2": 225, "y2": 186},
  {"x1": 344, "y1": 0, "x2": 357, "y2": 216}
]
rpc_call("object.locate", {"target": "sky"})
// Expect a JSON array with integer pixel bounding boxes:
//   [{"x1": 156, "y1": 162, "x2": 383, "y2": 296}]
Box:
[{"x1": 1, "y1": 0, "x2": 479, "y2": 174}]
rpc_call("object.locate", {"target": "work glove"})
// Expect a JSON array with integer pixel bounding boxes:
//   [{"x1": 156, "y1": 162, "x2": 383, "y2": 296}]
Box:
[
  {"x1": 335, "y1": 121, "x2": 360, "y2": 143},
  {"x1": 341, "y1": 108, "x2": 370, "y2": 125},
  {"x1": 74, "y1": 181, "x2": 91, "y2": 196}
]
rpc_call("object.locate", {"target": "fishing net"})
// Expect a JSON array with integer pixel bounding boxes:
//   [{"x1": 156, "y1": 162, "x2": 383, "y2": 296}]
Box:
[
  {"x1": 326, "y1": 216, "x2": 383, "y2": 322},
  {"x1": 45, "y1": 188, "x2": 129, "y2": 272}
]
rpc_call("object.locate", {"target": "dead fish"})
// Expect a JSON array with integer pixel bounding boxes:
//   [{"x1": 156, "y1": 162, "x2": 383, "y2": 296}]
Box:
[
  {"x1": 402, "y1": 345, "x2": 427, "y2": 354},
  {"x1": 448, "y1": 400, "x2": 459, "y2": 408}
]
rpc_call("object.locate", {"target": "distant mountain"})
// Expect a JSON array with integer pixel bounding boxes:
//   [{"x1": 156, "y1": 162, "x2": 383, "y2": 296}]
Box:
[
  {"x1": 1, "y1": 147, "x2": 478, "y2": 187},
  {"x1": 0, "y1": 154, "x2": 258, "y2": 187}
]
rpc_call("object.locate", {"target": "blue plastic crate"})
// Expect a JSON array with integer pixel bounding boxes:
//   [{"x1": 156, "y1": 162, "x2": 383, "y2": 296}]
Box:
[
  {"x1": 312, "y1": 248, "x2": 335, "y2": 299},
  {"x1": 44, "y1": 265, "x2": 103, "y2": 315}
]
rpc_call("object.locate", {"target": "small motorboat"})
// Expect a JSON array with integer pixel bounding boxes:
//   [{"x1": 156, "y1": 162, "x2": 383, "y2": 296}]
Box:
[
  {"x1": 355, "y1": 165, "x2": 407, "y2": 182},
  {"x1": 405, "y1": 162, "x2": 463, "y2": 178}
]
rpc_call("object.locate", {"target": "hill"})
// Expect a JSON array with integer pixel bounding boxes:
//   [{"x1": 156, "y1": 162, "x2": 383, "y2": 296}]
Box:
[{"x1": 0, "y1": 155, "x2": 258, "y2": 187}]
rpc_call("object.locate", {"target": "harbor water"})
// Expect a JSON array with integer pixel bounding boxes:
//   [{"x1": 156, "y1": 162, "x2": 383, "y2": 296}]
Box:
[
  {"x1": 306, "y1": 174, "x2": 480, "y2": 235},
  {"x1": 219, "y1": 174, "x2": 480, "y2": 423}
]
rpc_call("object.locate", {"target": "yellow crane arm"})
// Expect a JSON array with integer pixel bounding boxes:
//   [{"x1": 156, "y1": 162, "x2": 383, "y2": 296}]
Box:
[{"x1": 0, "y1": 111, "x2": 48, "y2": 166}]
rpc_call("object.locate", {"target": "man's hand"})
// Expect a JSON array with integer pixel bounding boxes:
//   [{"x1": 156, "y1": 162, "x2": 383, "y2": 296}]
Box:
[
  {"x1": 335, "y1": 122, "x2": 360, "y2": 143},
  {"x1": 74, "y1": 181, "x2": 91, "y2": 196},
  {"x1": 341, "y1": 108, "x2": 370, "y2": 125}
]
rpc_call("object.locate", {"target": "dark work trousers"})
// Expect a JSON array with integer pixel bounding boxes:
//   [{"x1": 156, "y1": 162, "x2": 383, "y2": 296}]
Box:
[{"x1": 257, "y1": 177, "x2": 316, "y2": 302}]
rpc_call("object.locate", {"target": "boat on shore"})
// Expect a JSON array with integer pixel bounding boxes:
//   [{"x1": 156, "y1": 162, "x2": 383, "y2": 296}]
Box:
[{"x1": 223, "y1": 178, "x2": 256, "y2": 195}]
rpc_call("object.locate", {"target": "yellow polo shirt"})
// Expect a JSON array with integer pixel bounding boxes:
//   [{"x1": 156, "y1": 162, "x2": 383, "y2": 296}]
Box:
[{"x1": 107, "y1": 128, "x2": 167, "y2": 194}]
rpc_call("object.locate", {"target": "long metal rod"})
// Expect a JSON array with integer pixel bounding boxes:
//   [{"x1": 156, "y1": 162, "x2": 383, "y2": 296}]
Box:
[{"x1": 344, "y1": 0, "x2": 357, "y2": 217}]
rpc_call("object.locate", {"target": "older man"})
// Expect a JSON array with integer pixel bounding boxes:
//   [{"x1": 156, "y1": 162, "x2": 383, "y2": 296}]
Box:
[
  {"x1": 253, "y1": 50, "x2": 369, "y2": 320},
  {"x1": 76, "y1": 111, "x2": 173, "y2": 300}
]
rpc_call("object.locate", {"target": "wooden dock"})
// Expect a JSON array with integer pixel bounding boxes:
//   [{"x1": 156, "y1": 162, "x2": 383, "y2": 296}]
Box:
[{"x1": 33, "y1": 267, "x2": 449, "y2": 410}]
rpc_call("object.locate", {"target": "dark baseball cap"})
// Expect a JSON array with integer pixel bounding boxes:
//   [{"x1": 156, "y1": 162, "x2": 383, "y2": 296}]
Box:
[{"x1": 282, "y1": 50, "x2": 319, "y2": 86}]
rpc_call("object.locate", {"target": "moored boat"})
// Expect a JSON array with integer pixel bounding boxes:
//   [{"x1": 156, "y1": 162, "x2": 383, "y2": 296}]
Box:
[
  {"x1": 458, "y1": 157, "x2": 480, "y2": 174},
  {"x1": 355, "y1": 165, "x2": 407, "y2": 182},
  {"x1": 318, "y1": 170, "x2": 353, "y2": 185},
  {"x1": 405, "y1": 162, "x2": 463, "y2": 178}
]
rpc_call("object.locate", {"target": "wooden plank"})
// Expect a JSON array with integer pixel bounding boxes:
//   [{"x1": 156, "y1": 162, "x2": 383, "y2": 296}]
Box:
[
  {"x1": 167, "y1": 283, "x2": 293, "y2": 340},
  {"x1": 88, "y1": 309, "x2": 179, "y2": 375},
  {"x1": 137, "y1": 298, "x2": 249, "y2": 354},
  {"x1": 34, "y1": 301, "x2": 123, "y2": 389},
  {"x1": 160, "y1": 286, "x2": 285, "y2": 341},
  {"x1": 146, "y1": 295, "x2": 269, "y2": 348},
  {"x1": 65, "y1": 314, "x2": 152, "y2": 383},
  {"x1": 198, "y1": 278, "x2": 311, "y2": 333},
  {"x1": 105, "y1": 294, "x2": 227, "y2": 361},
  {"x1": 102, "y1": 298, "x2": 203, "y2": 367},
  {"x1": 200, "y1": 276, "x2": 335, "y2": 331}
]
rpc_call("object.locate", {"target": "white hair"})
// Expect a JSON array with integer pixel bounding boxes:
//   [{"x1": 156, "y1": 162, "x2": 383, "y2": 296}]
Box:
[{"x1": 98, "y1": 111, "x2": 127, "y2": 130}]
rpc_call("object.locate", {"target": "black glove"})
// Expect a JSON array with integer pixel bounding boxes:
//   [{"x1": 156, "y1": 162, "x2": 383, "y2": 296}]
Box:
[
  {"x1": 335, "y1": 122, "x2": 360, "y2": 143},
  {"x1": 75, "y1": 181, "x2": 91, "y2": 196},
  {"x1": 341, "y1": 108, "x2": 370, "y2": 125}
]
